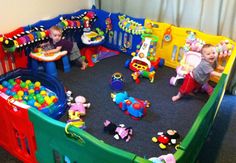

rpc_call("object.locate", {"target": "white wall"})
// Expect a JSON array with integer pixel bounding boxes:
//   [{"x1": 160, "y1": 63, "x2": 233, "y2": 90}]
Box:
[{"x1": 0, "y1": 0, "x2": 92, "y2": 34}]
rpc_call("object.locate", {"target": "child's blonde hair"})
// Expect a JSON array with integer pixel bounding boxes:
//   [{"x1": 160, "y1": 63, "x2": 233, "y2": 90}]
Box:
[{"x1": 49, "y1": 26, "x2": 63, "y2": 34}]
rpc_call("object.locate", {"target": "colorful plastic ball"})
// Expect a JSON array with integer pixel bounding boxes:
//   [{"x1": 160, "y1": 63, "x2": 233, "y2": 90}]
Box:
[
  {"x1": 2, "y1": 87, "x2": 8, "y2": 93},
  {"x1": 34, "y1": 102, "x2": 41, "y2": 108},
  {"x1": 28, "y1": 95, "x2": 35, "y2": 100},
  {"x1": 34, "y1": 81, "x2": 41, "y2": 87},
  {"x1": 37, "y1": 97, "x2": 45, "y2": 104},
  {"x1": 13, "y1": 94, "x2": 19, "y2": 100},
  {"x1": 8, "y1": 79, "x2": 14, "y2": 84},
  {"x1": 20, "y1": 82, "x2": 26, "y2": 88},
  {"x1": 40, "y1": 86, "x2": 46, "y2": 91},
  {"x1": 11, "y1": 92, "x2": 16, "y2": 96},
  {"x1": 40, "y1": 90, "x2": 47, "y2": 96},
  {"x1": 15, "y1": 78, "x2": 22, "y2": 84},
  {"x1": 25, "y1": 80, "x2": 32, "y2": 85},
  {"x1": 0, "y1": 85, "x2": 3, "y2": 90},
  {"x1": 28, "y1": 99, "x2": 36, "y2": 106},
  {"x1": 48, "y1": 92, "x2": 56, "y2": 96},
  {"x1": 44, "y1": 96, "x2": 52, "y2": 105},
  {"x1": 28, "y1": 89, "x2": 35, "y2": 94},
  {"x1": 13, "y1": 84, "x2": 21, "y2": 91},
  {"x1": 17, "y1": 90, "x2": 24, "y2": 97},
  {"x1": 50, "y1": 96, "x2": 57, "y2": 103},
  {"x1": 2, "y1": 81, "x2": 9, "y2": 87},
  {"x1": 28, "y1": 83, "x2": 34, "y2": 89},
  {"x1": 6, "y1": 89, "x2": 12, "y2": 95},
  {"x1": 7, "y1": 85, "x2": 13, "y2": 90}
]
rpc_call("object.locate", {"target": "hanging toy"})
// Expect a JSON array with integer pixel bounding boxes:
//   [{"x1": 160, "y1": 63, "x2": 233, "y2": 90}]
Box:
[
  {"x1": 105, "y1": 13, "x2": 114, "y2": 37},
  {"x1": 161, "y1": 25, "x2": 172, "y2": 48},
  {"x1": 163, "y1": 26, "x2": 172, "y2": 43}
]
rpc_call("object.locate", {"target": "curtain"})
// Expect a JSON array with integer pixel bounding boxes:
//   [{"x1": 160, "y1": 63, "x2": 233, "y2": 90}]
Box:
[{"x1": 98, "y1": 0, "x2": 236, "y2": 41}]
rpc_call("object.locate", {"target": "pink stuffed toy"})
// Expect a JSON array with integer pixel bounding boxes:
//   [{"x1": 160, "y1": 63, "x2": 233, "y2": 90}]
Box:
[
  {"x1": 103, "y1": 120, "x2": 133, "y2": 142},
  {"x1": 69, "y1": 96, "x2": 90, "y2": 117}
]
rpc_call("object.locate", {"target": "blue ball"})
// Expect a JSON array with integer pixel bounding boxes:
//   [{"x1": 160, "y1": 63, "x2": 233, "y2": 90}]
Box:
[
  {"x1": 2, "y1": 81, "x2": 9, "y2": 87},
  {"x1": 6, "y1": 89, "x2": 11, "y2": 95}
]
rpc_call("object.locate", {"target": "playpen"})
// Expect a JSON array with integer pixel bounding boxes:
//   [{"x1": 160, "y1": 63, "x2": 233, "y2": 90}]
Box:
[{"x1": 0, "y1": 7, "x2": 236, "y2": 163}]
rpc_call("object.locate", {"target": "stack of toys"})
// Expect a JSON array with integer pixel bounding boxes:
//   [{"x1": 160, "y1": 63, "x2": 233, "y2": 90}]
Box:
[
  {"x1": 67, "y1": 94, "x2": 90, "y2": 129},
  {"x1": 215, "y1": 40, "x2": 234, "y2": 58},
  {"x1": 183, "y1": 32, "x2": 205, "y2": 52}
]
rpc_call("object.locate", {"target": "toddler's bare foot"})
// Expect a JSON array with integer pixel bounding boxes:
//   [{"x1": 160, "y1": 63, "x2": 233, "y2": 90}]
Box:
[
  {"x1": 172, "y1": 92, "x2": 182, "y2": 102},
  {"x1": 81, "y1": 62, "x2": 87, "y2": 70}
]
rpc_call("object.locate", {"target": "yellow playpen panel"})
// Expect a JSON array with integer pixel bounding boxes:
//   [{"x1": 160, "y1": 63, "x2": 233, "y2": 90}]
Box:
[{"x1": 145, "y1": 19, "x2": 236, "y2": 83}]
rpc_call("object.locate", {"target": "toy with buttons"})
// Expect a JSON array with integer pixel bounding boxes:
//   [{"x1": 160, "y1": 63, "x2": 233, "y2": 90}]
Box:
[{"x1": 0, "y1": 78, "x2": 58, "y2": 111}]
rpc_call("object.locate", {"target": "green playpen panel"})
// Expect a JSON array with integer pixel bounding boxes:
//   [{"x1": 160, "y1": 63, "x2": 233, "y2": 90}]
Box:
[{"x1": 28, "y1": 109, "x2": 150, "y2": 163}]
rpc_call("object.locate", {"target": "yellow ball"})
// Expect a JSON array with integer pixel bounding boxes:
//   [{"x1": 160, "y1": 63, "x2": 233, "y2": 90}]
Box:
[
  {"x1": 34, "y1": 81, "x2": 41, "y2": 87},
  {"x1": 40, "y1": 90, "x2": 47, "y2": 96},
  {"x1": 28, "y1": 89, "x2": 35, "y2": 94},
  {"x1": 34, "y1": 102, "x2": 41, "y2": 108},
  {"x1": 17, "y1": 90, "x2": 24, "y2": 97},
  {"x1": 25, "y1": 80, "x2": 32, "y2": 85}
]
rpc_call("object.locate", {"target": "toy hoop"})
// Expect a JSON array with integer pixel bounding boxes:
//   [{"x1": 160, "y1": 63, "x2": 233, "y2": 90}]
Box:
[
  {"x1": 112, "y1": 72, "x2": 123, "y2": 80},
  {"x1": 65, "y1": 122, "x2": 71, "y2": 134},
  {"x1": 141, "y1": 34, "x2": 158, "y2": 43}
]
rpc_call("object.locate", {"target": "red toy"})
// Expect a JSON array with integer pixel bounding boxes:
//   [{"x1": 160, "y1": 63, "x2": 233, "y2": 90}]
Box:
[
  {"x1": 80, "y1": 46, "x2": 119, "y2": 67},
  {"x1": 152, "y1": 129, "x2": 180, "y2": 150}
]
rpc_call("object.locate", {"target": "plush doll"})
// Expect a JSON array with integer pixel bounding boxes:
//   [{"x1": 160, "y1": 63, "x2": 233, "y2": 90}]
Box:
[
  {"x1": 216, "y1": 40, "x2": 234, "y2": 58},
  {"x1": 149, "y1": 153, "x2": 176, "y2": 163},
  {"x1": 68, "y1": 96, "x2": 90, "y2": 119},
  {"x1": 152, "y1": 129, "x2": 180, "y2": 150},
  {"x1": 103, "y1": 120, "x2": 133, "y2": 142},
  {"x1": 66, "y1": 90, "x2": 73, "y2": 106}
]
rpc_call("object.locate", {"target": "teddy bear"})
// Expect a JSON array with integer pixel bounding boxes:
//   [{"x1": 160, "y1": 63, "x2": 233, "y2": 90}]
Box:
[
  {"x1": 68, "y1": 96, "x2": 90, "y2": 120},
  {"x1": 103, "y1": 120, "x2": 133, "y2": 142}
]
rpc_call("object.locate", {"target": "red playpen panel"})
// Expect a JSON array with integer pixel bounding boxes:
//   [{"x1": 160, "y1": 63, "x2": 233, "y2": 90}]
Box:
[
  {"x1": 0, "y1": 27, "x2": 28, "y2": 75},
  {"x1": 0, "y1": 93, "x2": 37, "y2": 163}
]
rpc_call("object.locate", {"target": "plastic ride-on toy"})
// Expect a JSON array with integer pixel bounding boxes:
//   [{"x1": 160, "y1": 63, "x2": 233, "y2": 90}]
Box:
[{"x1": 170, "y1": 51, "x2": 202, "y2": 86}]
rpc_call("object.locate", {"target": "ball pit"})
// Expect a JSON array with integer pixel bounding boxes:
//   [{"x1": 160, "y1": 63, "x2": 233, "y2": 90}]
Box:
[{"x1": 0, "y1": 68, "x2": 67, "y2": 119}]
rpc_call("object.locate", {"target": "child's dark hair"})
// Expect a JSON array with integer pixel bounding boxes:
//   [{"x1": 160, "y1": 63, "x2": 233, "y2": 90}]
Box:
[{"x1": 201, "y1": 43, "x2": 214, "y2": 53}]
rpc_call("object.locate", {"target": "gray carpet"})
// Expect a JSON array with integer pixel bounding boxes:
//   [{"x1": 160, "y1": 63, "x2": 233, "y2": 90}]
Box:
[
  {"x1": 2, "y1": 53, "x2": 234, "y2": 162},
  {"x1": 58, "y1": 53, "x2": 207, "y2": 158}
]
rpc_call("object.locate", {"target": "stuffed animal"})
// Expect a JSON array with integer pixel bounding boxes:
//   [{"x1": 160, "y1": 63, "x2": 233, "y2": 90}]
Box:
[
  {"x1": 152, "y1": 129, "x2": 180, "y2": 150},
  {"x1": 103, "y1": 120, "x2": 133, "y2": 142},
  {"x1": 149, "y1": 153, "x2": 176, "y2": 163},
  {"x1": 215, "y1": 40, "x2": 234, "y2": 58},
  {"x1": 66, "y1": 90, "x2": 73, "y2": 106},
  {"x1": 68, "y1": 96, "x2": 90, "y2": 118},
  {"x1": 111, "y1": 91, "x2": 150, "y2": 120}
]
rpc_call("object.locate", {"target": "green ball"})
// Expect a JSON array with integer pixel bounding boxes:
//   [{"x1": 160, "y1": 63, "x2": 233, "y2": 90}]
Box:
[
  {"x1": 20, "y1": 82, "x2": 26, "y2": 88},
  {"x1": 37, "y1": 97, "x2": 45, "y2": 104},
  {"x1": 8, "y1": 79, "x2": 14, "y2": 84}
]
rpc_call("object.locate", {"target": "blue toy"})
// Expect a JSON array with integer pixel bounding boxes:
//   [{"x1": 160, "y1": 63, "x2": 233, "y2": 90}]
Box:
[
  {"x1": 110, "y1": 72, "x2": 124, "y2": 91},
  {"x1": 111, "y1": 91, "x2": 150, "y2": 120}
]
